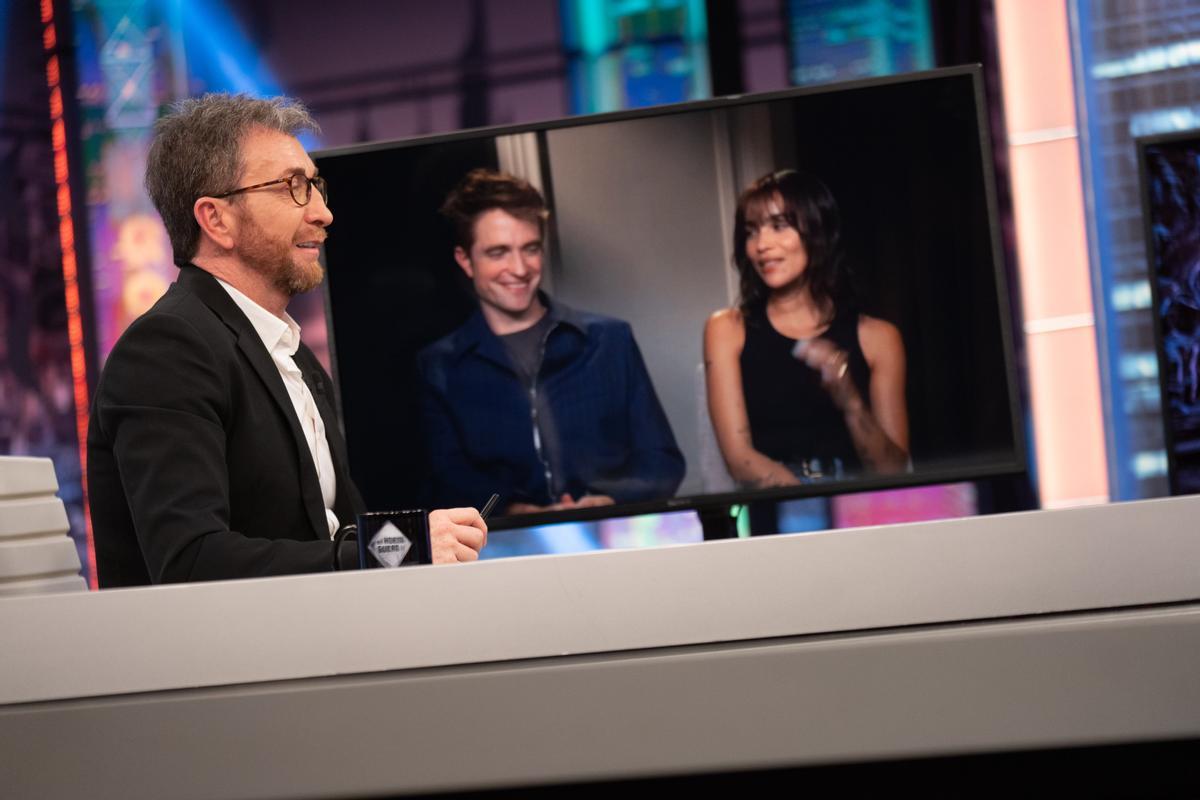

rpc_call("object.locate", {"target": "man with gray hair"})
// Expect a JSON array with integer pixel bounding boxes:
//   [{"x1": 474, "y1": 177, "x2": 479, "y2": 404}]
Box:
[{"x1": 88, "y1": 94, "x2": 487, "y2": 586}]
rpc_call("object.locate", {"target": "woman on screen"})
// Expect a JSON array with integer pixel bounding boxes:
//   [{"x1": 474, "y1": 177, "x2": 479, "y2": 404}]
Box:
[{"x1": 704, "y1": 170, "x2": 909, "y2": 487}]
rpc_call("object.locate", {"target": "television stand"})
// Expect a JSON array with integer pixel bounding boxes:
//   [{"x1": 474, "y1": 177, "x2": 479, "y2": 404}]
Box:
[{"x1": 697, "y1": 504, "x2": 740, "y2": 540}]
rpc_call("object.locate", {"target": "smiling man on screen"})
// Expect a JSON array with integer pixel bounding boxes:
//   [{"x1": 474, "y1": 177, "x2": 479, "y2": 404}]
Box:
[
  {"x1": 87, "y1": 94, "x2": 486, "y2": 587},
  {"x1": 417, "y1": 169, "x2": 685, "y2": 515}
]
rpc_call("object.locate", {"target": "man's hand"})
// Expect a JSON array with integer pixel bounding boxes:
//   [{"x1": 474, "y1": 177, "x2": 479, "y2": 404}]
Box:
[
  {"x1": 571, "y1": 494, "x2": 614, "y2": 508},
  {"x1": 428, "y1": 507, "x2": 488, "y2": 563},
  {"x1": 507, "y1": 494, "x2": 616, "y2": 514}
]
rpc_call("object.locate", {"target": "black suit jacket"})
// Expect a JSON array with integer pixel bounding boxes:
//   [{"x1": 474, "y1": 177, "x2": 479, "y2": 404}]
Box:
[{"x1": 88, "y1": 265, "x2": 365, "y2": 587}]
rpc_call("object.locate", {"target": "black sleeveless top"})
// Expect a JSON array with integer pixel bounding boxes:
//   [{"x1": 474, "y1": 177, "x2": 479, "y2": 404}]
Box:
[{"x1": 740, "y1": 300, "x2": 871, "y2": 477}]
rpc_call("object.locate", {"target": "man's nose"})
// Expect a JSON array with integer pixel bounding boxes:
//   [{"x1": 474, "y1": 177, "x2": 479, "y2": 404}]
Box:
[{"x1": 305, "y1": 190, "x2": 333, "y2": 227}]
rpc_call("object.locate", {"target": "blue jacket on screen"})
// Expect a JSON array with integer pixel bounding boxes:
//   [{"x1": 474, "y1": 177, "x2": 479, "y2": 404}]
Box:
[{"x1": 416, "y1": 295, "x2": 685, "y2": 511}]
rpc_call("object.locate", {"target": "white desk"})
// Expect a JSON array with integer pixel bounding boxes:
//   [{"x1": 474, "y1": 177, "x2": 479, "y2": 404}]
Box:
[{"x1": 2, "y1": 496, "x2": 1198, "y2": 797}]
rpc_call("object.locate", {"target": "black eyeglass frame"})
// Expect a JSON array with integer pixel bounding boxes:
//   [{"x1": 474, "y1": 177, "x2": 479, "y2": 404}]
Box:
[{"x1": 213, "y1": 173, "x2": 328, "y2": 207}]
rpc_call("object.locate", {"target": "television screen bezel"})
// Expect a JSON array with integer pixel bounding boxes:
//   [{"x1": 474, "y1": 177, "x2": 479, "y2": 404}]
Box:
[{"x1": 314, "y1": 64, "x2": 1028, "y2": 531}]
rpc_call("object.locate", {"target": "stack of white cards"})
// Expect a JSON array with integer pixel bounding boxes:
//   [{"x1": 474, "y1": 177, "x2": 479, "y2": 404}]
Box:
[{"x1": 0, "y1": 456, "x2": 86, "y2": 597}]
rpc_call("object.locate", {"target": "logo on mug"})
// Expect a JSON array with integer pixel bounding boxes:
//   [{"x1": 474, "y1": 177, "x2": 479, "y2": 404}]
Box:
[{"x1": 368, "y1": 521, "x2": 412, "y2": 568}]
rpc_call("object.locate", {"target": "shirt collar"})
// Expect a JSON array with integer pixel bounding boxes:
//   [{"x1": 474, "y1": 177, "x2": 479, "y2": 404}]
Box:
[
  {"x1": 461, "y1": 292, "x2": 585, "y2": 346},
  {"x1": 448, "y1": 292, "x2": 588, "y2": 367},
  {"x1": 215, "y1": 277, "x2": 302, "y2": 356},
  {"x1": 540, "y1": 292, "x2": 587, "y2": 333}
]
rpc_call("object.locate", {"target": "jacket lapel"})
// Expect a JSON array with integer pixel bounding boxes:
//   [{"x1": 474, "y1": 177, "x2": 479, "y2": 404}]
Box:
[
  {"x1": 453, "y1": 308, "x2": 514, "y2": 372},
  {"x1": 178, "y1": 266, "x2": 330, "y2": 541},
  {"x1": 300, "y1": 351, "x2": 364, "y2": 520}
]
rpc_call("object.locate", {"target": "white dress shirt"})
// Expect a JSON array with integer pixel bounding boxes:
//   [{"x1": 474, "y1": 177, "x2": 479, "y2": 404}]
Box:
[{"x1": 216, "y1": 278, "x2": 340, "y2": 538}]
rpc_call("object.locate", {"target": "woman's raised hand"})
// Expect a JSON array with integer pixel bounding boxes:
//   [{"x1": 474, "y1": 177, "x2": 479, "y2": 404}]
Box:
[{"x1": 791, "y1": 338, "x2": 863, "y2": 412}]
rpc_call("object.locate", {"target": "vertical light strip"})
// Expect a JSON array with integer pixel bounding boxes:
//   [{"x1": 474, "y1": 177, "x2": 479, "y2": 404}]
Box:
[
  {"x1": 994, "y1": 1, "x2": 1109, "y2": 507},
  {"x1": 41, "y1": 0, "x2": 96, "y2": 588}
]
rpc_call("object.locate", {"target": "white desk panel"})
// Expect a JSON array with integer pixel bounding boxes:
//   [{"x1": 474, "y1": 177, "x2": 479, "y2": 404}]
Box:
[
  {"x1": 2, "y1": 495, "x2": 1199, "y2": 706},
  {"x1": 3, "y1": 604, "x2": 1198, "y2": 799}
]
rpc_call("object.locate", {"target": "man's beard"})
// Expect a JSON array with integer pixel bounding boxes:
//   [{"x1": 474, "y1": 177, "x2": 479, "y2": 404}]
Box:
[{"x1": 237, "y1": 215, "x2": 324, "y2": 296}]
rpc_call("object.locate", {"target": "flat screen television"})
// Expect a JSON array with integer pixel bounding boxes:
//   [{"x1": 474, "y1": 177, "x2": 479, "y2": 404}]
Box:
[
  {"x1": 1138, "y1": 130, "x2": 1200, "y2": 495},
  {"x1": 316, "y1": 65, "x2": 1025, "y2": 529}
]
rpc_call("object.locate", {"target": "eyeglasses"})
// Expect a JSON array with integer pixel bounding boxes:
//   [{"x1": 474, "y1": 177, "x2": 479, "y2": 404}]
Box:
[{"x1": 213, "y1": 173, "x2": 328, "y2": 207}]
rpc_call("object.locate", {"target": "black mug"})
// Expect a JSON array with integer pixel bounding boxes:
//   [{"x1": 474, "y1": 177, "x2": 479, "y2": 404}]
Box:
[{"x1": 356, "y1": 510, "x2": 432, "y2": 569}]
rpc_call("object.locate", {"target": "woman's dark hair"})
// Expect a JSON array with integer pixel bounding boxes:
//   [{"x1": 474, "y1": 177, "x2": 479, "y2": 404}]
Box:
[{"x1": 732, "y1": 170, "x2": 847, "y2": 318}]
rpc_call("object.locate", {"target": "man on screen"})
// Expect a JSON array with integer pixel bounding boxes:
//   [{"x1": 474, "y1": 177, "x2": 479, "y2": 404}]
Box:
[
  {"x1": 417, "y1": 169, "x2": 685, "y2": 515},
  {"x1": 87, "y1": 94, "x2": 487, "y2": 587}
]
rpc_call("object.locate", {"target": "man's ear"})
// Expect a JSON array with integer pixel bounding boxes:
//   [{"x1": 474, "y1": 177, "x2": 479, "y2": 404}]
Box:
[
  {"x1": 454, "y1": 246, "x2": 474, "y2": 279},
  {"x1": 193, "y1": 197, "x2": 236, "y2": 251}
]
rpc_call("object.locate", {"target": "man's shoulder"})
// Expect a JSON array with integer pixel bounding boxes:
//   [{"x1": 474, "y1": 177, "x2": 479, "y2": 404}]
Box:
[
  {"x1": 418, "y1": 320, "x2": 470, "y2": 365},
  {"x1": 101, "y1": 279, "x2": 239, "y2": 387},
  {"x1": 551, "y1": 299, "x2": 630, "y2": 338},
  {"x1": 113, "y1": 282, "x2": 224, "y2": 349},
  {"x1": 573, "y1": 308, "x2": 624, "y2": 328},
  {"x1": 561, "y1": 307, "x2": 634, "y2": 350},
  {"x1": 91, "y1": 279, "x2": 239, "y2": 426}
]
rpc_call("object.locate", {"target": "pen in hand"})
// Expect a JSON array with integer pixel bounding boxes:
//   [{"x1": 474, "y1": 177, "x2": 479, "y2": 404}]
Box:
[{"x1": 480, "y1": 493, "x2": 500, "y2": 520}]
